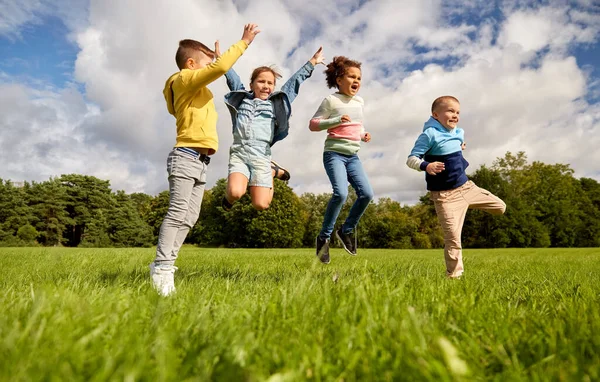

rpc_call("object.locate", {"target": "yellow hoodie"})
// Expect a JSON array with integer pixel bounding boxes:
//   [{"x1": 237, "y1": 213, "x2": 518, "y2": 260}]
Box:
[{"x1": 163, "y1": 40, "x2": 248, "y2": 155}]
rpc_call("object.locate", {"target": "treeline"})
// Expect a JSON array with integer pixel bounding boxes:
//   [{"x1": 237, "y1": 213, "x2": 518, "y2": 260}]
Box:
[{"x1": 1, "y1": 152, "x2": 599, "y2": 248}]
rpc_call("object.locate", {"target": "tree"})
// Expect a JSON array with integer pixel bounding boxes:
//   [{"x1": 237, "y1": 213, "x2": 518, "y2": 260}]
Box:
[
  {"x1": 17, "y1": 224, "x2": 38, "y2": 243},
  {"x1": 27, "y1": 179, "x2": 72, "y2": 246},
  {"x1": 194, "y1": 179, "x2": 305, "y2": 247},
  {"x1": 60, "y1": 174, "x2": 114, "y2": 247}
]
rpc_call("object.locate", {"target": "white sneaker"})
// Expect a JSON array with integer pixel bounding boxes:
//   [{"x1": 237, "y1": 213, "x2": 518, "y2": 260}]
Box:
[{"x1": 149, "y1": 263, "x2": 177, "y2": 296}]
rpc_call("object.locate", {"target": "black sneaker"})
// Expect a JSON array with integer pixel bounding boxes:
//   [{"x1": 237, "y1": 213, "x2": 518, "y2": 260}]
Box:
[
  {"x1": 316, "y1": 236, "x2": 330, "y2": 264},
  {"x1": 336, "y1": 228, "x2": 357, "y2": 255},
  {"x1": 221, "y1": 196, "x2": 233, "y2": 211}
]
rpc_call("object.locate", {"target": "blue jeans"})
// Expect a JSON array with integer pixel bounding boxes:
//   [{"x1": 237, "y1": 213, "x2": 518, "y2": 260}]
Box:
[{"x1": 319, "y1": 151, "x2": 374, "y2": 239}]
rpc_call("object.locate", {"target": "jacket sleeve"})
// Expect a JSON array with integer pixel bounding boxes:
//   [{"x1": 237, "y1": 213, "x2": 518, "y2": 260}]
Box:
[
  {"x1": 280, "y1": 61, "x2": 314, "y2": 104},
  {"x1": 407, "y1": 132, "x2": 432, "y2": 171},
  {"x1": 182, "y1": 40, "x2": 248, "y2": 89},
  {"x1": 309, "y1": 97, "x2": 342, "y2": 131},
  {"x1": 225, "y1": 67, "x2": 246, "y2": 91}
]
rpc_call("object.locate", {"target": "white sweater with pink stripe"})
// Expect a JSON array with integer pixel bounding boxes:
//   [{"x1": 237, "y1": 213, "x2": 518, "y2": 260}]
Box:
[{"x1": 309, "y1": 93, "x2": 366, "y2": 155}]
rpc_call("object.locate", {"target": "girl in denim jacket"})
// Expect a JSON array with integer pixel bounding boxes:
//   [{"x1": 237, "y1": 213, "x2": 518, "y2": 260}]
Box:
[{"x1": 221, "y1": 47, "x2": 324, "y2": 211}]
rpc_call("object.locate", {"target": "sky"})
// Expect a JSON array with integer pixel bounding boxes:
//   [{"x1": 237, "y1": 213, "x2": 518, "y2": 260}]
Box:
[{"x1": 1, "y1": 0, "x2": 599, "y2": 205}]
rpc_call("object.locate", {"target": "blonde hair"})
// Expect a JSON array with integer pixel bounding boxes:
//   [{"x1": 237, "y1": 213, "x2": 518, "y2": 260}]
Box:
[{"x1": 431, "y1": 96, "x2": 459, "y2": 113}]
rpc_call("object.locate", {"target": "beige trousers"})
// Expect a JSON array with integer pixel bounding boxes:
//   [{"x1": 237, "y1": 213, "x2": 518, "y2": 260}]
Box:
[{"x1": 430, "y1": 181, "x2": 506, "y2": 278}]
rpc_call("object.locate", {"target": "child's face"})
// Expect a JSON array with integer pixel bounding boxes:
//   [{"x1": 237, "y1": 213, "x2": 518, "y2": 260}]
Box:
[
  {"x1": 433, "y1": 100, "x2": 460, "y2": 130},
  {"x1": 251, "y1": 71, "x2": 276, "y2": 100},
  {"x1": 336, "y1": 67, "x2": 361, "y2": 96},
  {"x1": 186, "y1": 51, "x2": 214, "y2": 70}
]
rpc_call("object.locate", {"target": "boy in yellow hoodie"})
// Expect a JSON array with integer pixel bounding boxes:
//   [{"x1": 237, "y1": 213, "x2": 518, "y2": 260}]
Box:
[{"x1": 150, "y1": 23, "x2": 260, "y2": 296}]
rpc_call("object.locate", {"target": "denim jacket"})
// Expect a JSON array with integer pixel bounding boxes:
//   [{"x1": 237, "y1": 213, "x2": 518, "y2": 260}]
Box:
[{"x1": 224, "y1": 61, "x2": 314, "y2": 146}]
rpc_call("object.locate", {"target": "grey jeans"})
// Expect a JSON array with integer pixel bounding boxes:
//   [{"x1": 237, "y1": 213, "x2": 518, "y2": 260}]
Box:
[{"x1": 154, "y1": 148, "x2": 208, "y2": 265}]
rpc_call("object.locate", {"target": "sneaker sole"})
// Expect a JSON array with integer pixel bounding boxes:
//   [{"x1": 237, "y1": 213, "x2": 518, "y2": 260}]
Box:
[{"x1": 335, "y1": 231, "x2": 357, "y2": 256}]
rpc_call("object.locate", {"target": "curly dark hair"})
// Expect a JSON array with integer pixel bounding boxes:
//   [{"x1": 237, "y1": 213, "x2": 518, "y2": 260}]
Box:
[{"x1": 324, "y1": 56, "x2": 362, "y2": 89}]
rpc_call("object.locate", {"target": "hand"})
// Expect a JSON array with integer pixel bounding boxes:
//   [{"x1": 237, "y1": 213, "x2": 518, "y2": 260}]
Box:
[
  {"x1": 426, "y1": 162, "x2": 445, "y2": 175},
  {"x1": 340, "y1": 115, "x2": 351, "y2": 123},
  {"x1": 363, "y1": 132, "x2": 371, "y2": 142},
  {"x1": 309, "y1": 46, "x2": 325, "y2": 66},
  {"x1": 461, "y1": 142, "x2": 466, "y2": 150},
  {"x1": 214, "y1": 40, "x2": 221, "y2": 58},
  {"x1": 241, "y1": 23, "x2": 260, "y2": 45}
]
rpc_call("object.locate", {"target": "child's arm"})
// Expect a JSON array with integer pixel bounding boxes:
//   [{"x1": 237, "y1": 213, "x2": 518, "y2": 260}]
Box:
[
  {"x1": 214, "y1": 39, "x2": 246, "y2": 92},
  {"x1": 309, "y1": 97, "x2": 344, "y2": 131},
  {"x1": 280, "y1": 47, "x2": 324, "y2": 104},
  {"x1": 185, "y1": 24, "x2": 259, "y2": 88},
  {"x1": 225, "y1": 68, "x2": 246, "y2": 91},
  {"x1": 406, "y1": 132, "x2": 444, "y2": 174}
]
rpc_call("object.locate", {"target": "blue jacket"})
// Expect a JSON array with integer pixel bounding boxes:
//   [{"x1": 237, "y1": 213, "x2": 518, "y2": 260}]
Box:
[
  {"x1": 409, "y1": 117, "x2": 469, "y2": 191},
  {"x1": 224, "y1": 61, "x2": 314, "y2": 146}
]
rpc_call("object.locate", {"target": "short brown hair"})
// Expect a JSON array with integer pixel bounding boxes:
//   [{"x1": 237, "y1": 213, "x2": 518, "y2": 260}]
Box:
[
  {"x1": 431, "y1": 96, "x2": 459, "y2": 113},
  {"x1": 324, "y1": 56, "x2": 361, "y2": 89},
  {"x1": 175, "y1": 39, "x2": 215, "y2": 70},
  {"x1": 250, "y1": 66, "x2": 282, "y2": 85}
]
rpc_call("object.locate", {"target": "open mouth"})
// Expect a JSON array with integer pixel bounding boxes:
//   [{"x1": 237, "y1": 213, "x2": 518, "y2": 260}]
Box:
[{"x1": 351, "y1": 84, "x2": 359, "y2": 91}]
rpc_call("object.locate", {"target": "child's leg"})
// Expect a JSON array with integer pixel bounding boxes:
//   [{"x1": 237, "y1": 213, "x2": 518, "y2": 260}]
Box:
[
  {"x1": 249, "y1": 186, "x2": 274, "y2": 210},
  {"x1": 224, "y1": 148, "x2": 250, "y2": 207},
  {"x1": 170, "y1": 177, "x2": 206, "y2": 259},
  {"x1": 248, "y1": 152, "x2": 274, "y2": 210},
  {"x1": 155, "y1": 150, "x2": 207, "y2": 266},
  {"x1": 430, "y1": 188, "x2": 469, "y2": 278},
  {"x1": 463, "y1": 181, "x2": 506, "y2": 215},
  {"x1": 319, "y1": 151, "x2": 349, "y2": 240},
  {"x1": 341, "y1": 155, "x2": 374, "y2": 233},
  {"x1": 226, "y1": 173, "x2": 249, "y2": 203}
]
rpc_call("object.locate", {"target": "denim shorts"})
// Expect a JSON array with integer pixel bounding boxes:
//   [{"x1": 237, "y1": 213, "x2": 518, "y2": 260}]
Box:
[{"x1": 228, "y1": 143, "x2": 272, "y2": 188}]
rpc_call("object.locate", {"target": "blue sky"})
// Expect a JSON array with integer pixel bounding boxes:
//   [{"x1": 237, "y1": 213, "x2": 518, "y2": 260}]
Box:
[
  {"x1": 1, "y1": 0, "x2": 599, "y2": 203},
  {"x1": 1, "y1": 16, "x2": 78, "y2": 88}
]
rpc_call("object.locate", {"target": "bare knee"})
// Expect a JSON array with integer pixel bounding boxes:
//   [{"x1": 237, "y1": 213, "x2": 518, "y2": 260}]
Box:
[
  {"x1": 228, "y1": 187, "x2": 246, "y2": 202},
  {"x1": 252, "y1": 200, "x2": 270, "y2": 211}
]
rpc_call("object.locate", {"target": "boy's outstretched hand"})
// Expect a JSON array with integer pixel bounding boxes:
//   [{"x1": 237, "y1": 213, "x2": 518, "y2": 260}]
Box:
[
  {"x1": 426, "y1": 162, "x2": 445, "y2": 175},
  {"x1": 363, "y1": 132, "x2": 371, "y2": 142},
  {"x1": 309, "y1": 46, "x2": 325, "y2": 66},
  {"x1": 242, "y1": 23, "x2": 260, "y2": 45},
  {"x1": 214, "y1": 40, "x2": 221, "y2": 59}
]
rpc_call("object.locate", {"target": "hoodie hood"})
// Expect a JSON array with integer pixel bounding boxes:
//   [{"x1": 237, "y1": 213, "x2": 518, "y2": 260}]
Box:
[
  {"x1": 423, "y1": 116, "x2": 453, "y2": 133},
  {"x1": 163, "y1": 73, "x2": 179, "y2": 116}
]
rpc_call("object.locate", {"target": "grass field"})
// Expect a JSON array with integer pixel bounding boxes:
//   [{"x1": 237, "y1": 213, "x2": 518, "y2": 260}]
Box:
[{"x1": 1, "y1": 247, "x2": 599, "y2": 381}]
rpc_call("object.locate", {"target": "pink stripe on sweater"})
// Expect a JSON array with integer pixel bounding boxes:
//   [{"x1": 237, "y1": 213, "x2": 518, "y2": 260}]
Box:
[
  {"x1": 327, "y1": 122, "x2": 363, "y2": 141},
  {"x1": 309, "y1": 118, "x2": 323, "y2": 131}
]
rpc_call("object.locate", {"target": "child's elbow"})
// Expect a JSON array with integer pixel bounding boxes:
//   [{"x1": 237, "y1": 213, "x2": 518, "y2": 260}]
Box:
[{"x1": 309, "y1": 119, "x2": 321, "y2": 131}]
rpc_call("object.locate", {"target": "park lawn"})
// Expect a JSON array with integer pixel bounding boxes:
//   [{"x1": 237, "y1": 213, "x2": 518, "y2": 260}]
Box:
[{"x1": 1, "y1": 247, "x2": 599, "y2": 381}]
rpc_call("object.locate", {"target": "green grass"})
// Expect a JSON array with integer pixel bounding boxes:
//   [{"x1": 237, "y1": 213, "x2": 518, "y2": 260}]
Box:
[{"x1": 1, "y1": 247, "x2": 599, "y2": 381}]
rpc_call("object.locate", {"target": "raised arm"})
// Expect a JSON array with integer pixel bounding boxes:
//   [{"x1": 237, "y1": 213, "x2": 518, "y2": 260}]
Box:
[
  {"x1": 225, "y1": 67, "x2": 246, "y2": 91},
  {"x1": 185, "y1": 24, "x2": 260, "y2": 89},
  {"x1": 280, "y1": 47, "x2": 324, "y2": 103}
]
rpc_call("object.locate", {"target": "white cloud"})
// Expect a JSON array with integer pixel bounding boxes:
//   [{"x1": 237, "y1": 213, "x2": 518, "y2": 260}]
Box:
[{"x1": 1, "y1": 0, "x2": 599, "y2": 205}]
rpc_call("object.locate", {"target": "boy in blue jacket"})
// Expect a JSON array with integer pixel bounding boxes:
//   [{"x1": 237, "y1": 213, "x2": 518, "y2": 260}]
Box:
[{"x1": 407, "y1": 96, "x2": 506, "y2": 278}]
